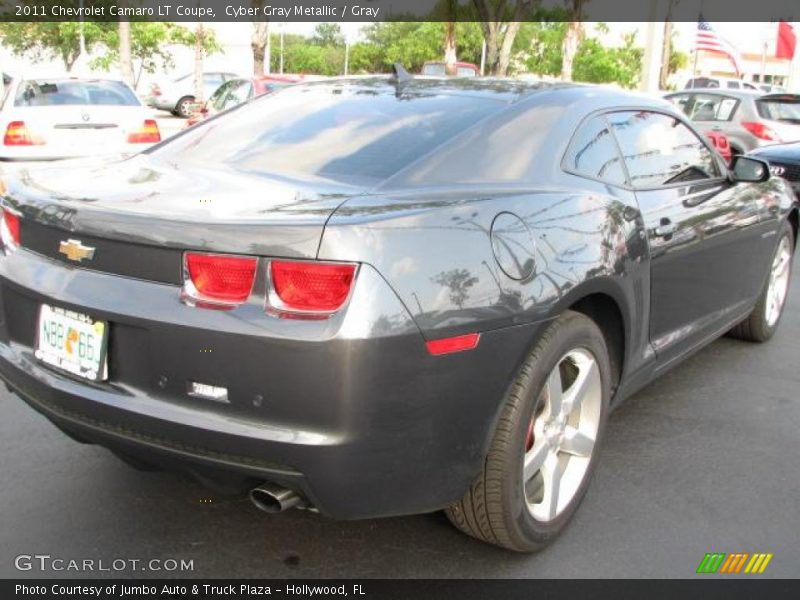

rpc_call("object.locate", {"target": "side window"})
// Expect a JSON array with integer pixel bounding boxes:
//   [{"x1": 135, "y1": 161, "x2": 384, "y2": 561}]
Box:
[
  {"x1": 221, "y1": 80, "x2": 253, "y2": 110},
  {"x1": 688, "y1": 94, "x2": 738, "y2": 121},
  {"x1": 607, "y1": 111, "x2": 721, "y2": 189},
  {"x1": 563, "y1": 115, "x2": 627, "y2": 186},
  {"x1": 208, "y1": 80, "x2": 234, "y2": 111},
  {"x1": 726, "y1": 81, "x2": 739, "y2": 89}
]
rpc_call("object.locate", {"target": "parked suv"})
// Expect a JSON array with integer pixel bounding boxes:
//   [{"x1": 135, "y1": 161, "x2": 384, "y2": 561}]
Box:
[
  {"x1": 145, "y1": 72, "x2": 240, "y2": 118},
  {"x1": 684, "y1": 76, "x2": 758, "y2": 90},
  {"x1": 666, "y1": 89, "x2": 800, "y2": 154}
]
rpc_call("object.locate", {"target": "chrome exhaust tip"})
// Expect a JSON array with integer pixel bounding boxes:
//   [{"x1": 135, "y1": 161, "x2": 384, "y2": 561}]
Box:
[{"x1": 249, "y1": 482, "x2": 303, "y2": 513}]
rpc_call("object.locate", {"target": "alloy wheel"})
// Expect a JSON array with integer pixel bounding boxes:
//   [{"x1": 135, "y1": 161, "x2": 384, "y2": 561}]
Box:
[
  {"x1": 765, "y1": 236, "x2": 792, "y2": 328},
  {"x1": 523, "y1": 348, "x2": 602, "y2": 522}
]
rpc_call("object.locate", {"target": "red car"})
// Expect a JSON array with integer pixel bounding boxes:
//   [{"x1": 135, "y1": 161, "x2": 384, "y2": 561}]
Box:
[
  {"x1": 185, "y1": 74, "x2": 309, "y2": 127},
  {"x1": 704, "y1": 130, "x2": 733, "y2": 164}
]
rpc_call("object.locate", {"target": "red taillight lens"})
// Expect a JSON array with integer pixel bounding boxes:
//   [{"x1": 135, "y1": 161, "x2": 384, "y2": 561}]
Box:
[
  {"x1": 270, "y1": 260, "x2": 357, "y2": 314},
  {"x1": 1, "y1": 208, "x2": 21, "y2": 249},
  {"x1": 4, "y1": 121, "x2": 45, "y2": 146},
  {"x1": 426, "y1": 333, "x2": 481, "y2": 356},
  {"x1": 185, "y1": 252, "x2": 257, "y2": 305},
  {"x1": 742, "y1": 121, "x2": 781, "y2": 142},
  {"x1": 127, "y1": 119, "x2": 161, "y2": 144}
]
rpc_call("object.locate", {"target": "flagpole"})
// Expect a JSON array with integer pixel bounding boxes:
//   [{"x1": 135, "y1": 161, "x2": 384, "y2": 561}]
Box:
[{"x1": 693, "y1": 0, "x2": 706, "y2": 84}]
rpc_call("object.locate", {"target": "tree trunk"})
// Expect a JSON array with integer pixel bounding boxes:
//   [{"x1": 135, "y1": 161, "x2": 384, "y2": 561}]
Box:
[
  {"x1": 194, "y1": 22, "x2": 205, "y2": 103},
  {"x1": 251, "y1": 0, "x2": 269, "y2": 76},
  {"x1": 497, "y1": 21, "x2": 521, "y2": 76},
  {"x1": 118, "y1": 20, "x2": 134, "y2": 88},
  {"x1": 659, "y1": 20, "x2": 673, "y2": 90},
  {"x1": 444, "y1": 22, "x2": 457, "y2": 75},
  {"x1": 561, "y1": 21, "x2": 582, "y2": 82},
  {"x1": 473, "y1": 0, "x2": 532, "y2": 76},
  {"x1": 252, "y1": 21, "x2": 269, "y2": 76}
]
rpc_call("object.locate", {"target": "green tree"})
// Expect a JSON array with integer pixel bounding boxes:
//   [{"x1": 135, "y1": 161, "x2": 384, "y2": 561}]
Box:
[
  {"x1": 0, "y1": 22, "x2": 112, "y2": 72},
  {"x1": 515, "y1": 20, "x2": 568, "y2": 76},
  {"x1": 572, "y1": 31, "x2": 643, "y2": 89},
  {"x1": 358, "y1": 21, "x2": 484, "y2": 74},
  {"x1": 472, "y1": 0, "x2": 541, "y2": 76},
  {"x1": 311, "y1": 23, "x2": 345, "y2": 47},
  {"x1": 90, "y1": 23, "x2": 220, "y2": 88}
]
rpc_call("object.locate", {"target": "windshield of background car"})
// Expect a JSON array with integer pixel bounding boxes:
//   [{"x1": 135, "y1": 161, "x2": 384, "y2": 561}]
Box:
[
  {"x1": 14, "y1": 80, "x2": 140, "y2": 107},
  {"x1": 422, "y1": 64, "x2": 447, "y2": 76},
  {"x1": 153, "y1": 82, "x2": 504, "y2": 184},
  {"x1": 756, "y1": 97, "x2": 800, "y2": 124}
]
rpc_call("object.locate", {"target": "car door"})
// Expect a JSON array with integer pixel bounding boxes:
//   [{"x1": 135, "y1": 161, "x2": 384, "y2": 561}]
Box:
[{"x1": 606, "y1": 110, "x2": 775, "y2": 367}]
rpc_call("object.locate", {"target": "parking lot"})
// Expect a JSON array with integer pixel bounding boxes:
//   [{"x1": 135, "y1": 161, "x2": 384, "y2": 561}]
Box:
[{"x1": 0, "y1": 254, "x2": 797, "y2": 579}]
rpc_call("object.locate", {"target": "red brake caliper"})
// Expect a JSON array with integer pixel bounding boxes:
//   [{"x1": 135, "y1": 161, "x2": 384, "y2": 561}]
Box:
[{"x1": 525, "y1": 420, "x2": 534, "y2": 452}]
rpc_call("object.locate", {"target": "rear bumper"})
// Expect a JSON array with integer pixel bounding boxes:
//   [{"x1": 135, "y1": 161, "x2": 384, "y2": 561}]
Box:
[{"x1": 0, "y1": 247, "x2": 542, "y2": 519}]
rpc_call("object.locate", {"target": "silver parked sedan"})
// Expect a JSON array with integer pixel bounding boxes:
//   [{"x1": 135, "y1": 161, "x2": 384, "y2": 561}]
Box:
[
  {"x1": 666, "y1": 89, "x2": 800, "y2": 154},
  {"x1": 145, "y1": 71, "x2": 240, "y2": 118}
]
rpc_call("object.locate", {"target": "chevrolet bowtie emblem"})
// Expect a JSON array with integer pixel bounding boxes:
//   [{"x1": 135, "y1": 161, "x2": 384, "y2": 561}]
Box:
[{"x1": 59, "y1": 239, "x2": 95, "y2": 262}]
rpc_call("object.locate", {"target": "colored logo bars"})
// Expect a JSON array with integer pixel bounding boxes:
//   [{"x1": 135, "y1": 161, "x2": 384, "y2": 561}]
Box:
[{"x1": 697, "y1": 552, "x2": 773, "y2": 574}]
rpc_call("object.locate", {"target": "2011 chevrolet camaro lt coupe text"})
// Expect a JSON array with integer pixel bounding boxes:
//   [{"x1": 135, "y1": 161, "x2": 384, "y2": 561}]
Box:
[{"x1": 0, "y1": 76, "x2": 796, "y2": 552}]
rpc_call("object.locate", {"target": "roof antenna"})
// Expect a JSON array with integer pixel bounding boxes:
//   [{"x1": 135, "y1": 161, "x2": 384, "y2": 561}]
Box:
[
  {"x1": 390, "y1": 63, "x2": 413, "y2": 84},
  {"x1": 389, "y1": 63, "x2": 413, "y2": 97}
]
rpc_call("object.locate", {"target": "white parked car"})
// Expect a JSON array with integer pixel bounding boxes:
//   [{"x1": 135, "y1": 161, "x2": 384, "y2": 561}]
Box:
[{"x1": 0, "y1": 77, "x2": 161, "y2": 162}]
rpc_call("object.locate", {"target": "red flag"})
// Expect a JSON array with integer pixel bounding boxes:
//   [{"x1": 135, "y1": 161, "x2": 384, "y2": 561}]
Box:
[{"x1": 776, "y1": 22, "x2": 796, "y2": 60}]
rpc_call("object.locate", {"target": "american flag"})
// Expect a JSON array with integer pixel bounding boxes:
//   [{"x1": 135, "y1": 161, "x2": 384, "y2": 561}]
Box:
[{"x1": 696, "y1": 19, "x2": 743, "y2": 75}]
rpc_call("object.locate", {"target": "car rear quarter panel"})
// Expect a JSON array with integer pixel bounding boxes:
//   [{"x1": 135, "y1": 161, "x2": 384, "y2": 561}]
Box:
[{"x1": 318, "y1": 183, "x2": 651, "y2": 391}]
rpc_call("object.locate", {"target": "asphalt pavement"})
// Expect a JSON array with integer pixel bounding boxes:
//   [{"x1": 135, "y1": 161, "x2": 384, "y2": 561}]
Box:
[{"x1": 1, "y1": 259, "x2": 799, "y2": 579}]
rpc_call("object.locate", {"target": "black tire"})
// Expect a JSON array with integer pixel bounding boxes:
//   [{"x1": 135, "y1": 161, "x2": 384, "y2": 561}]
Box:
[
  {"x1": 175, "y1": 96, "x2": 195, "y2": 119},
  {"x1": 445, "y1": 310, "x2": 611, "y2": 552},
  {"x1": 728, "y1": 222, "x2": 794, "y2": 343}
]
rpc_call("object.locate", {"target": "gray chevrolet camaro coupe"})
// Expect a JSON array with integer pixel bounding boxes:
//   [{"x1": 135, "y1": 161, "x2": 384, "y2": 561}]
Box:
[{"x1": 0, "y1": 75, "x2": 796, "y2": 552}]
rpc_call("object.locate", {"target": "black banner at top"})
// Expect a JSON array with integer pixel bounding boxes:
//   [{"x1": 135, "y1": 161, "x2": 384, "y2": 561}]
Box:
[{"x1": 1, "y1": 0, "x2": 799, "y2": 23}]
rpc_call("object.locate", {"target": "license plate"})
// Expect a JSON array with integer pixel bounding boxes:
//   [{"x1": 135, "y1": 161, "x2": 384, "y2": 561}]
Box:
[{"x1": 34, "y1": 304, "x2": 108, "y2": 382}]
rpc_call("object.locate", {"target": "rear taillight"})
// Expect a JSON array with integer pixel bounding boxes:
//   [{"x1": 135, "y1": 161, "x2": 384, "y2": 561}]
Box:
[
  {"x1": 3, "y1": 121, "x2": 45, "y2": 146},
  {"x1": 269, "y1": 260, "x2": 357, "y2": 317},
  {"x1": 1, "y1": 207, "x2": 21, "y2": 250},
  {"x1": 742, "y1": 121, "x2": 781, "y2": 142},
  {"x1": 184, "y1": 252, "x2": 257, "y2": 307},
  {"x1": 127, "y1": 119, "x2": 161, "y2": 144}
]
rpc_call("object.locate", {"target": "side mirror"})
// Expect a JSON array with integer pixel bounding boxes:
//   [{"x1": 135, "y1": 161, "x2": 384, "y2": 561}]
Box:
[{"x1": 730, "y1": 156, "x2": 770, "y2": 183}]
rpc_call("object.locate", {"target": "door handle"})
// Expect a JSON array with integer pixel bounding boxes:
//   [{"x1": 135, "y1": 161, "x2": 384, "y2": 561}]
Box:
[{"x1": 654, "y1": 220, "x2": 677, "y2": 237}]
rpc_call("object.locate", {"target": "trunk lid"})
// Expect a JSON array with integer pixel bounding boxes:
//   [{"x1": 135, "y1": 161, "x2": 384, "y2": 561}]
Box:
[
  {"x1": 2, "y1": 106, "x2": 157, "y2": 159},
  {"x1": 2, "y1": 155, "x2": 360, "y2": 283}
]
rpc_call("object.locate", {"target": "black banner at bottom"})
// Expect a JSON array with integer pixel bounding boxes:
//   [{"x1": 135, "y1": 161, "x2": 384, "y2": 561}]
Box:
[{"x1": 4, "y1": 579, "x2": 800, "y2": 600}]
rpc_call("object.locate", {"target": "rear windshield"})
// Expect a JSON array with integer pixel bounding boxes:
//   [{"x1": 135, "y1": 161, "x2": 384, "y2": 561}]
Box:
[
  {"x1": 15, "y1": 80, "x2": 140, "y2": 107},
  {"x1": 756, "y1": 97, "x2": 800, "y2": 124},
  {"x1": 153, "y1": 82, "x2": 504, "y2": 184},
  {"x1": 422, "y1": 64, "x2": 446, "y2": 76}
]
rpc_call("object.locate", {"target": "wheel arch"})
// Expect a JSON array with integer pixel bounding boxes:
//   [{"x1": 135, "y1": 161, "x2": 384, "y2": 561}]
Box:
[
  {"x1": 551, "y1": 276, "x2": 636, "y2": 400},
  {"x1": 567, "y1": 292, "x2": 626, "y2": 397}
]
